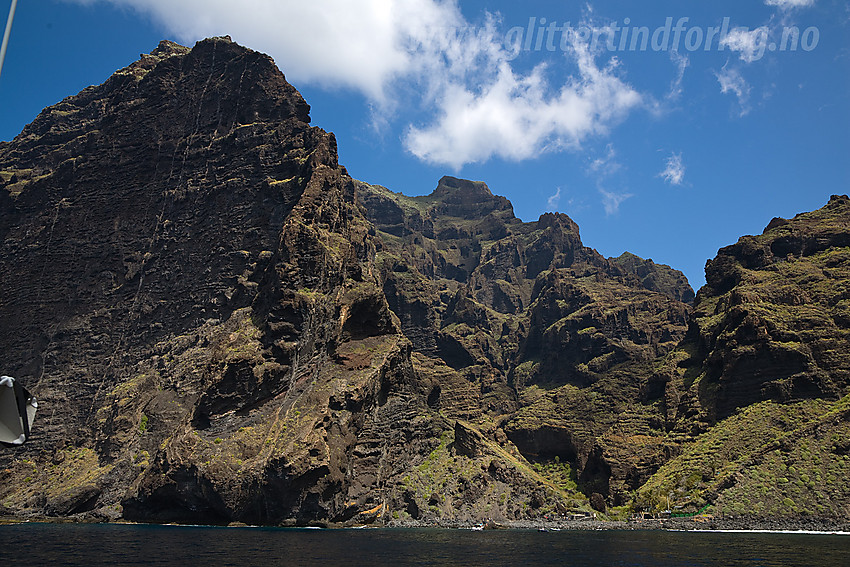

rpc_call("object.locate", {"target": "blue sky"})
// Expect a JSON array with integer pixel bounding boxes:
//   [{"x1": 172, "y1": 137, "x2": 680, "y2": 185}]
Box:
[{"x1": 1, "y1": 1, "x2": 848, "y2": 289}]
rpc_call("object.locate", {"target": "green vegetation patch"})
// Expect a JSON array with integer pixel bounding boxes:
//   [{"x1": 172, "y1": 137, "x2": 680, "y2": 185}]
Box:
[{"x1": 638, "y1": 395, "x2": 850, "y2": 516}]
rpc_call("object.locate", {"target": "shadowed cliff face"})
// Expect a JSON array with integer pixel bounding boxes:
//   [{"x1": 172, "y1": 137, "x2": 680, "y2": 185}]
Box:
[{"x1": 1, "y1": 38, "x2": 848, "y2": 525}]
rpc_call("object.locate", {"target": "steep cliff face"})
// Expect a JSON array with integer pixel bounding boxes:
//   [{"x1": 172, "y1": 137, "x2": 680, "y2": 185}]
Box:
[
  {"x1": 637, "y1": 197, "x2": 850, "y2": 519},
  {"x1": 2, "y1": 38, "x2": 847, "y2": 526},
  {"x1": 0, "y1": 37, "x2": 409, "y2": 523}
]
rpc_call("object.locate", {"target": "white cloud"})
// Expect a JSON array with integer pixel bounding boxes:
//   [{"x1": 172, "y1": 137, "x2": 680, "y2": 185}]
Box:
[
  {"x1": 660, "y1": 153, "x2": 685, "y2": 186},
  {"x1": 82, "y1": 1, "x2": 643, "y2": 170},
  {"x1": 716, "y1": 64, "x2": 751, "y2": 116},
  {"x1": 547, "y1": 187, "x2": 562, "y2": 210},
  {"x1": 764, "y1": 0, "x2": 815, "y2": 9},
  {"x1": 405, "y1": 37, "x2": 642, "y2": 168},
  {"x1": 599, "y1": 188, "x2": 632, "y2": 215},
  {"x1": 721, "y1": 27, "x2": 770, "y2": 63}
]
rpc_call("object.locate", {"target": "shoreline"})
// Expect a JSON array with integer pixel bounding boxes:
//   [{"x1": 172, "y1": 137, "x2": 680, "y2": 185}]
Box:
[
  {"x1": 3, "y1": 514, "x2": 849, "y2": 533},
  {"x1": 384, "y1": 517, "x2": 850, "y2": 533}
]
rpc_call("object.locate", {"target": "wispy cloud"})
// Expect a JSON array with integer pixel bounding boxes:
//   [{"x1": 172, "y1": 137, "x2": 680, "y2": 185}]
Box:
[
  {"x1": 585, "y1": 145, "x2": 630, "y2": 215},
  {"x1": 587, "y1": 144, "x2": 621, "y2": 178},
  {"x1": 599, "y1": 188, "x2": 632, "y2": 215},
  {"x1": 659, "y1": 153, "x2": 685, "y2": 186},
  {"x1": 667, "y1": 51, "x2": 690, "y2": 100},
  {"x1": 716, "y1": 2, "x2": 812, "y2": 112},
  {"x1": 764, "y1": 0, "x2": 815, "y2": 9},
  {"x1": 716, "y1": 63, "x2": 751, "y2": 116},
  {"x1": 547, "y1": 187, "x2": 562, "y2": 211}
]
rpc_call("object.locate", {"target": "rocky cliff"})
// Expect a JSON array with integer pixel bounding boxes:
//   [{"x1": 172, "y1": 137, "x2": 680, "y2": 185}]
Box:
[
  {"x1": 1, "y1": 37, "x2": 435, "y2": 524},
  {"x1": 637, "y1": 197, "x2": 850, "y2": 519},
  {"x1": 1, "y1": 38, "x2": 847, "y2": 526}
]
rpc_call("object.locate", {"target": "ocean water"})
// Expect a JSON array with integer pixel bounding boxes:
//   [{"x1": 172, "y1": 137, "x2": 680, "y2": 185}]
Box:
[{"x1": 1, "y1": 523, "x2": 849, "y2": 566}]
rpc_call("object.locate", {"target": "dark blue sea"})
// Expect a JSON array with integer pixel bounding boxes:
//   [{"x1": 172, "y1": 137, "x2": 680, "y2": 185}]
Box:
[{"x1": 1, "y1": 524, "x2": 849, "y2": 566}]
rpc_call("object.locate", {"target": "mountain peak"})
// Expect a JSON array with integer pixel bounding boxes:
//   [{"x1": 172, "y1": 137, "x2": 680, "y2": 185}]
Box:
[
  {"x1": 427, "y1": 176, "x2": 514, "y2": 220},
  {"x1": 10, "y1": 37, "x2": 312, "y2": 160},
  {"x1": 433, "y1": 175, "x2": 493, "y2": 196},
  {"x1": 150, "y1": 39, "x2": 191, "y2": 58}
]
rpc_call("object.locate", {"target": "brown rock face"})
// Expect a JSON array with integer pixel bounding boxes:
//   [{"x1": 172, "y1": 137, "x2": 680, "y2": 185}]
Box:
[{"x1": 4, "y1": 38, "x2": 845, "y2": 525}]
